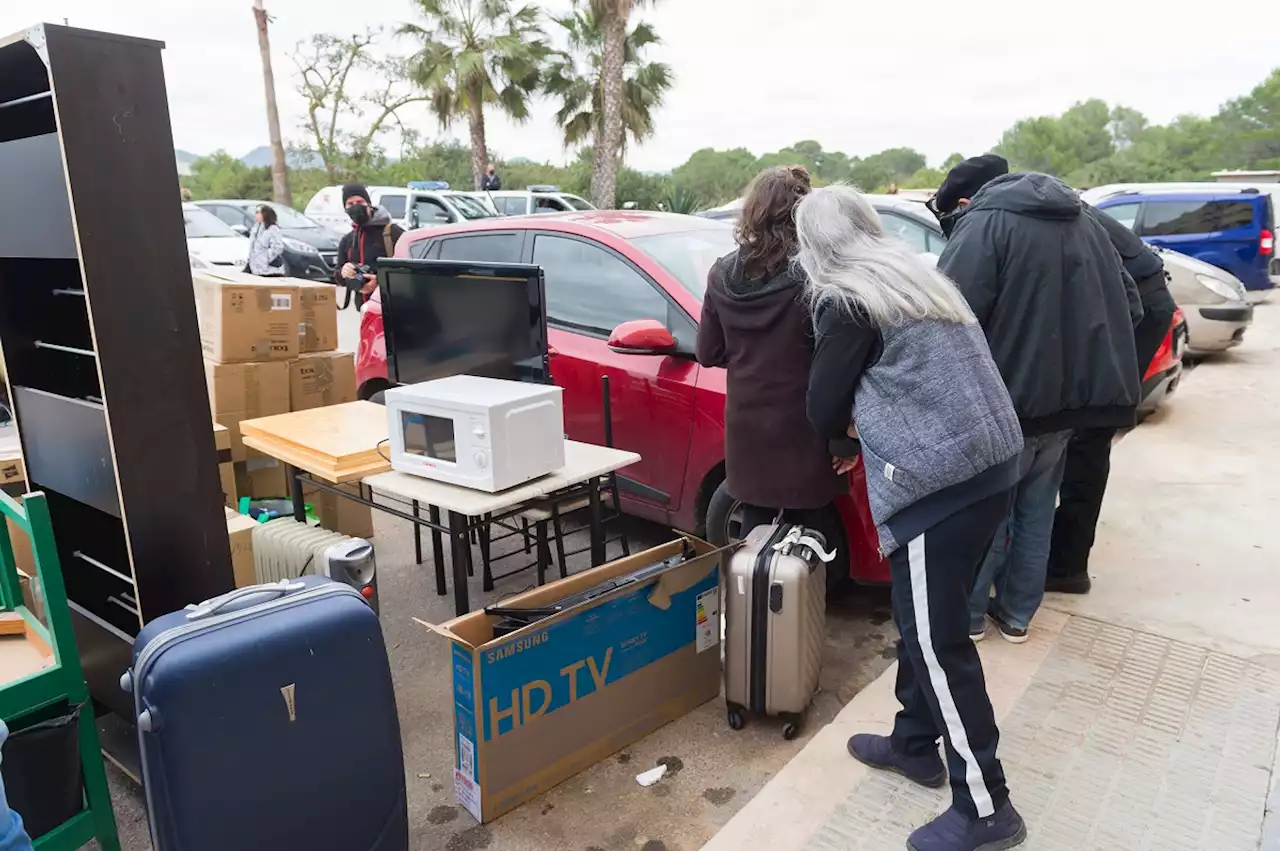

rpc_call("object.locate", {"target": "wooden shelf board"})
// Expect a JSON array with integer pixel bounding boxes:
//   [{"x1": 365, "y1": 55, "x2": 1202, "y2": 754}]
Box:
[
  {"x1": 240, "y1": 401, "x2": 388, "y2": 478},
  {"x1": 0, "y1": 624, "x2": 52, "y2": 691}
]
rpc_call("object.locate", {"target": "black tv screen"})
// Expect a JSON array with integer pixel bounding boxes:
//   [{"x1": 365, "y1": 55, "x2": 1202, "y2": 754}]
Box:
[{"x1": 377, "y1": 258, "x2": 549, "y2": 385}]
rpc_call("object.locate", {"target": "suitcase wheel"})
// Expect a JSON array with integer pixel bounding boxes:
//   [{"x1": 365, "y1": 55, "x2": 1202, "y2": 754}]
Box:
[
  {"x1": 727, "y1": 706, "x2": 746, "y2": 732},
  {"x1": 780, "y1": 713, "x2": 801, "y2": 741}
]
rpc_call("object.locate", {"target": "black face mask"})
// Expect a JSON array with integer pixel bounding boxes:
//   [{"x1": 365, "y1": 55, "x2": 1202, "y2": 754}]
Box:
[
  {"x1": 346, "y1": 204, "x2": 370, "y2": 225},
  {"x1": 938, "y1": 206, "x2": 967, "y2": 238}
]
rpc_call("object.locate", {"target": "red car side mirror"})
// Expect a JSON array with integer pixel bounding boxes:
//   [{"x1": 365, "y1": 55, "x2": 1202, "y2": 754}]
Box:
[{"x1": 607, "y1": 319, "x2": 676, "y2": 355}]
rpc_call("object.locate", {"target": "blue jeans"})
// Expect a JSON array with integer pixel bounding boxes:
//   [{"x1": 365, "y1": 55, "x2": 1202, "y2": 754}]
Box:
[
  {"x1": 0, "y1": 722, "x2": 33, "y2": 851},
  {"x1": 969, "y1": 430, "x2": 1071, "y2": 632}
]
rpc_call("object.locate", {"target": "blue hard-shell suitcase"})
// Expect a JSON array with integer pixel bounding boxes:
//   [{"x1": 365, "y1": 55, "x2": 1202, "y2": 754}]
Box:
[{"x1": 120, "y1": 577, "x2": 408, "y2": 851}]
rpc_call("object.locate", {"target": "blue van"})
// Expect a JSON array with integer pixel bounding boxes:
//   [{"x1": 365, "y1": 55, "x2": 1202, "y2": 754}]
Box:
[{"x1": 1095, "y1": 189, "x2": 1277, "y2": 301}]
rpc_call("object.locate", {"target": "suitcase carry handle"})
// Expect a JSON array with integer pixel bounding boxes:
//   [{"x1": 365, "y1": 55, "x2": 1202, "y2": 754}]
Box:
[
  {"x1": 773, "y1": 527, "x2": 837, "y2": 563},
  {"x1": 185, "y1": 580, "x2": 307, "y2": 620}
]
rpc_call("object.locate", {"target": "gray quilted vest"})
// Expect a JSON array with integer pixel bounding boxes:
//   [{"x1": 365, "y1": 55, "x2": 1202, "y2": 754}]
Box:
[{"x1": 854, "y1": 319, "x2": 1024, "y2": 555}]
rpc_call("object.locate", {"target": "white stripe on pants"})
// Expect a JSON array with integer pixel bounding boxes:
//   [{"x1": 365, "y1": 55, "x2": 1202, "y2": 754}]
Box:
[{"x1": 907, "y1": 534, "x2": 996, "y2": 817}]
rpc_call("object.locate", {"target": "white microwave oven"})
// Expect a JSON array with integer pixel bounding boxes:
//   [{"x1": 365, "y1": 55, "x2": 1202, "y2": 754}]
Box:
[{"x1": 384, "y1": 376, "x2": 565, "y2": 492}]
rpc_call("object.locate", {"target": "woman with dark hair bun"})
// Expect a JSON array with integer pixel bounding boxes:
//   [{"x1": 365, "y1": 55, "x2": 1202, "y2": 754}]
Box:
[{"x1": 696, "y1": 165, "x2": 849, "y2": 547}]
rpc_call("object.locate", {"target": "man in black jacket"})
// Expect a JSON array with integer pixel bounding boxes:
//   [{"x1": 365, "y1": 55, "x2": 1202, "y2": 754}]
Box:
[
  {"x1": 1046, "y1": 210, "x2": 1178, "y2": 594},
  {"x1": 934, "y1": 155, "x2": 1141, "y2": 644},
  {"x1": 334, "y1": 182, "x2": 405, "y2": 308}
]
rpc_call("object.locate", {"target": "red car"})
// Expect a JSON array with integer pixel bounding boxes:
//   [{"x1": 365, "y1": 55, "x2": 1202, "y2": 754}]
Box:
[{"x1": 358, "y1": 211, "x2": 890, "y2": 585}]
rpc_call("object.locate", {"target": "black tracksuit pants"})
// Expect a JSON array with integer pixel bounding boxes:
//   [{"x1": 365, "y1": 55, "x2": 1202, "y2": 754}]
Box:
[
  {"x1": 1048, "y1": 288, "x2": 1177, "y2": 581},
  {"x1": 889, "y1": 490, "x2": 1011, "y2": 819}
]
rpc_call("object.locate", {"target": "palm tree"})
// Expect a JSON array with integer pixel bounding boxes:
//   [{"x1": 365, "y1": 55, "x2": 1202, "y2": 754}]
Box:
[
  {"x1": 546, "y1": 1, "x2": 670, "y2": 208},
  {"x1": 400, "y1": 0, "x2": 547, "y2": 189},
  {"x1": 586, "y1": 0, "x2": 654, "y2": 209}
]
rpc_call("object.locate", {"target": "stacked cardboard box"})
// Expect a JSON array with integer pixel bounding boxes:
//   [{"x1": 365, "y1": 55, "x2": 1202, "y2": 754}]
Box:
[
  {"x1": 195, "y1": 270, "x2": 368, "y2": 537},
  {"x1": 213, "y1": 422, "x2": 237, "y2": 507},
  {"x1": 225, "y1": 508, "x2": 259, "y2": 588}
]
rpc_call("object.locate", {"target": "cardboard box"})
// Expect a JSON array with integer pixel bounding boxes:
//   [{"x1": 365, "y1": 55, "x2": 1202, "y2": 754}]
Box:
[
  {"x1": 297, "y1": 282, "x2": 339, "y2": 353},
  {"x1": 235, "y1": 458, "x2": 291, "y2": 500},
  {"x1": 0, "y1": 458, "x2": 23, "y2": 487},
  {"x1": 289, "y1": 352, "x2": 357, "y2": 412},
  {"x1": 205, "y1": 359, "x2": 290, "y2": 462},
  {"x1": 17, "y1": 570, "x2": 44, "y2": 626},
  {"x1": 422, "y1": 537, "x2": 723, "y2": 823},
  {"x1": 1, "y1": 460, "x2": 33, "y2": 580},
  {"x1": 213, "y1": 422, "x2": 237, "y2": 507},
  {"x1": 303, "y1": 482, "x2": 374, "y2": 539},
  {"x1": 225, "y1": 508, "x2": 259, "y2": 588},
  {"x1": 193, "y1": 271, "x2": 301, "y2": 363}
]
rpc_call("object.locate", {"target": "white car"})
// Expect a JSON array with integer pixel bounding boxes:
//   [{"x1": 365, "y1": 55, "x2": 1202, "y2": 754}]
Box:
[
  {"x1": 473, "y1": 186, "x2": 595, "y2": 217},
  {"x1": 303, "y1": 183, "x2": 496, "y2": 238},
  {"x1": 184, "y1": 203, "x2": 249, "y2": 272},
  {"x1": 1157, "y1": 248, "x2": 1252, "y2": 355}
]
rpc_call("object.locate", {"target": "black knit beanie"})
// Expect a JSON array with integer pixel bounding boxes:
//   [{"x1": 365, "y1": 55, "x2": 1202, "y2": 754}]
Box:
[
  {"x1": 935, "y1": 154, "x2": 1009, "y2": 215},
  {"x1": 341, "y1": 182, "x2": 370, "y2": 205}
]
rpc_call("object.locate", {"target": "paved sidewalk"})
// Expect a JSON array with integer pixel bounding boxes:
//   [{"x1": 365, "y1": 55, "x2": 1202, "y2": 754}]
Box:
[
  {"x1": 806, "y1": 617, "x2": 1280, "y2": 851},
  {"x1": 705, "y1": 307, "x2": 1280, "y2": 851}
]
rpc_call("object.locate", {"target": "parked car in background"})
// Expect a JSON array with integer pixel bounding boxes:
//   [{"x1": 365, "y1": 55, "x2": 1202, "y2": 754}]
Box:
[
  {"x1": 1082, "y1": 181, "x2": 1280, "y2": 213},
  {"x1": 183, "y1": 203, "x2": 249, "y2": 272},
  {"x1": 862, "y1": 193, "x2": 949, "y2": 260},
  {"x1": 1092, "y1": 188, "x2": 1277, "y2": 303},
  {"x1": 698, "y1": 193, "x2": 947, "y2": 257},
  {"x1": 193, "y1": 200, "x2": 338, "y2": 280},
  {"x1": 359, "y1": 211, "x2": 891, "y2": 587},
  {"x1": 1153, "y1": 247, "x2": 1252, "y2": 355},
  {"x1": 473, "y1": 186, "x2": 596, "y2": 216},
  {"x1": 304, "y1": 182, "x2": 498, "y2": 238},
  {"x1": 1139, "y1": 308, "x2": 1186, "y2": 416}
]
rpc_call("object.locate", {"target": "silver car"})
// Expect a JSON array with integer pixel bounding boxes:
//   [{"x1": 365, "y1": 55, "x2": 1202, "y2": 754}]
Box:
[{"x1": 1156, "y1": 248, "x2": 1252, "y2": 355}]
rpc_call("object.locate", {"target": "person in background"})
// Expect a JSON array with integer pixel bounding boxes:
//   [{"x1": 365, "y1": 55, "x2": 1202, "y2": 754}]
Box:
[
  {"x1": 799, "y1": 185, "x2": 1026, "y2": 851},
  {"x1": 695, "y1": 165, "x2": 847, "y2": 548},
  {"x1": 1046, "y1": 210, "x2": 1177, "y2": 594},
  {"x1": 886, "y1": 181, "x2": 899, "y2": 195},
  {"x1": 0, "y1": 722, "x2": 34, "y2": 851},
  {"x1": 245, "y1": 204, "x2": 285, "y2": 276},
  {"x1": 334, "y1": 183, "x2": 404, "y2": 308},
  {"x1": 481, "y1": 164, "x2": 502, "y2": 191},
  {"x1": 932, "y1": 155, "x2": 1142, "y2": 644}
]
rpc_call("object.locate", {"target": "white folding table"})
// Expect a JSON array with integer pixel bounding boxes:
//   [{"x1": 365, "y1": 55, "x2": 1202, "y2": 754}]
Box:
[{"x1": 361, "y1": 441, "x2": 640, "y2": 615}]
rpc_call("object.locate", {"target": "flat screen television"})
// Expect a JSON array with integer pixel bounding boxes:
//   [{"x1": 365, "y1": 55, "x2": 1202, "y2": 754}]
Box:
[{"x1": 377, "y1": 258, "x2": 550, "y2": 385}]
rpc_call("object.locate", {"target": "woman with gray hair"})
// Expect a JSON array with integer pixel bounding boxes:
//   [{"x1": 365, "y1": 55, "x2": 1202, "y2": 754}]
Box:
[{"x1": 799, "y1": 185, "x2": 1028, "y2": 851}]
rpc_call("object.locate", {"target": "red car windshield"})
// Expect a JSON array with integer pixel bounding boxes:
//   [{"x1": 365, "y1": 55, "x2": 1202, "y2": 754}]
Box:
[{"x1": 632, "y1": 229, "x2": 737, "y2": 300}]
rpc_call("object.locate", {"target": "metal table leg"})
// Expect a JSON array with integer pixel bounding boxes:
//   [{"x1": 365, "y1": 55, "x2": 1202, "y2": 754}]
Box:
[
  {"x1": 428, "y1": 505, "x2": 444, "y2": 570},
  {"x1": 587, "y1": 476, "x2": 606, "y2": 566},
  {"x1": 286, "y1": 464, "x2": 306, "y2": 523},
  {"x1": 412, "y1": 500, "x2": 423, "y2": 565},
  {"x1": 447, "y1": 511, "x2": 471, "y2": 615}
]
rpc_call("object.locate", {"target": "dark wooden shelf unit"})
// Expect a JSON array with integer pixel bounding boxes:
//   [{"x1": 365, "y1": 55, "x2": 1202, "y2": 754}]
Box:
[{"x1": 0, "y1": 24, "x2": 233, "y2": 718}]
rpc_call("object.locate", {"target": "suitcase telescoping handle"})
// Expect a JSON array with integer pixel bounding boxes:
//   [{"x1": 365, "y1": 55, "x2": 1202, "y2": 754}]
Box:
[{"x1": 184, "y1": 579, "x2": 307, "y2": 621}]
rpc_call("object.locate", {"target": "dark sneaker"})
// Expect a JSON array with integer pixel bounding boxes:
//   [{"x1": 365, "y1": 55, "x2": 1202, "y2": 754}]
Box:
[
  {"x1": 969, "y1": 623, "x2": 986, "y2": 642},
  {"x1": 848, "y1": 733, "x2": 946, "y2": 789},
  {"x1": 988, "y1": 613, "x2": 1028, "y2": 645},
  {"x1": 907, "y1": 801, "x2": 1027, "y2": 851},
  {"x1": 1044, "y1": 573, "x2": 1091, "y2": 594}
]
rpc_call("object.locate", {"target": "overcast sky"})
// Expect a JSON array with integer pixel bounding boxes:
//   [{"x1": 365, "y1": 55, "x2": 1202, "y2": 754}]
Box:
[{"x1": 4, "y1": 1, "x2": 1278, "y2": 172}]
